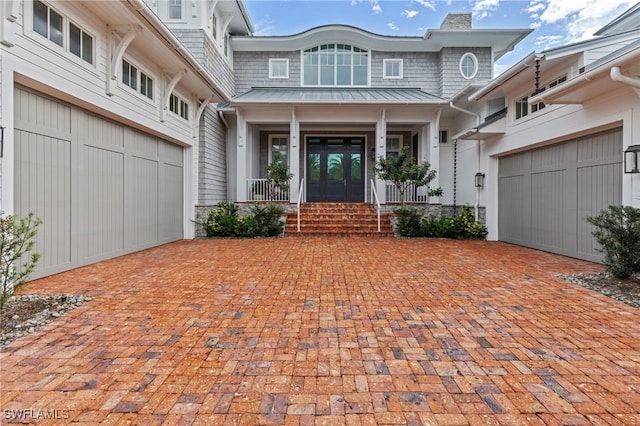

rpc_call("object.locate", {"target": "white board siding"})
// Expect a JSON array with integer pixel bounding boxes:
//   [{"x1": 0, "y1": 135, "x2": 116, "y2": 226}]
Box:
[
  {"x1": 498, "y1": 128, "x2": 622, "y2": 262},
  {"x1": 14, "y1": 86, "x2": 184, "y2": 279}
]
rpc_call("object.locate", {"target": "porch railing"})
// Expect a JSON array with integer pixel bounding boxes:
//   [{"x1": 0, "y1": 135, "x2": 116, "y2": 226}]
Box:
[
  {"x1": 247, "y1": 179, "x2": 290, "y2": 202},
  {"x1": 296, "y1": 178, "x2": 304, "y2": 232},
  {"x1": 370, "y1": 179, "x2": 381, "y2": 233},
  {"x1": 385, "y1": 181, "x2": 429, "y2": 203}
]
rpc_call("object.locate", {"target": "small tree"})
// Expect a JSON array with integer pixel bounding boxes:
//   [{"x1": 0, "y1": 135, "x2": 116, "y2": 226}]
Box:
[
  {"x1": 587, "y1": 205, "x2": 640, "y2": 279},
  {"x1": 375, "y1": 146, "x2": 443, "y2": 205},
  {"x1": 1, "y1": 211, "x2": 42, "y2": 309},
  {"x1": 267, "y1": 160, "x2": 294, "y2": 200}
]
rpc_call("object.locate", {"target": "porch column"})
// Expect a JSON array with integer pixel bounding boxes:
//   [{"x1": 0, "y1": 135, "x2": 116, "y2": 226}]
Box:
[
  {"x1": 428, "y1": 117, "x2": 440, "y2": 203},
  {"x1": 375, "y1": 109, "x2": 387, "y2": 203},
  {"x1": 235, "y1": 109, "x2": 248, "y2": 202},
  {"x1": 289, "y1": 108, "x2": 300, "y2": 203}
]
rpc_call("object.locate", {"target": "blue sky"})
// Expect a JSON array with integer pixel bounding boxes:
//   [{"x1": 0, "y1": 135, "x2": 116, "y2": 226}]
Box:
[{"x1": 244, "y1": 0, "x2": 639, "y2": 75}]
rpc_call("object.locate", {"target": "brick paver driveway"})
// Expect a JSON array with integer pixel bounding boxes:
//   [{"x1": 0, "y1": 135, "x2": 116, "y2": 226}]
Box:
[{"x1": 1, "y1": 238, "x2": 639, "y2": 425}]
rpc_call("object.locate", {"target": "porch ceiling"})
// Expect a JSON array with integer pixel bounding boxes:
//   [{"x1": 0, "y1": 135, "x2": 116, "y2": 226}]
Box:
[{"x1": 230, "y1": 87, "x2": 446, "y2": 105}]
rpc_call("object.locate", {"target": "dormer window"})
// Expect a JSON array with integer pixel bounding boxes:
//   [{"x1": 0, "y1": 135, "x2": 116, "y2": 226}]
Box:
[
  {"x1": 168, "y1": 0, "x2": 182, "y2": 20},
  {"x1": 303, "y1": 44, "x2": 368, "y2": 86}
]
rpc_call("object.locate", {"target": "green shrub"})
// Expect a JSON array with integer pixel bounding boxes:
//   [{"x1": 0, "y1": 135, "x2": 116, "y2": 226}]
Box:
[
  {"x1": 393, "y1": 206, "x2": 487, "y2": 240},
  {"x1": 1, "y1": 211, "x2": 42, "y2": 309},
  {"x1": 394, "y1": 207, "x2": 423, "y2": 237},
  {"x1": 204, "y1": 202, "x2": 284, "y2": 238},
  {"x1": 587, "y1": 205, "x2": 640, "y2": 279},
  {"x1": 451, "y1": 206, "x2": 488, "y2": 240}
]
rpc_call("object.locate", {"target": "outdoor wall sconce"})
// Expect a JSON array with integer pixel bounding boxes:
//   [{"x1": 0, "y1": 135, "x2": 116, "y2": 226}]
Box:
[
  {"x1": 474, "y1": 172, "x2": 485, "y2": 188},
  {"x1": 371, "y1": 147, "x2": 376, "y2": 160},
  {"x1": 624, "y1": 145, "x2": 640, "y2": 173}
]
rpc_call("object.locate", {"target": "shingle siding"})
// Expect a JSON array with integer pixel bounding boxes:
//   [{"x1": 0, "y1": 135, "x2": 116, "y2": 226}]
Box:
[
  {"x1": 171, "y1": 29, "x2": 235, "y2": 99},
  {"x1": 439, "y1": 47, "x2": 492, "y2": 98},
  {"x1": 234, "y1": 51, "x2": 300, "y2": 94},
  {"x1": 370, "y1": 51, "x2": 440, "y2": 93},
  {"x1": 198, "y1": 105, "x2": 228, "y2": 204}
]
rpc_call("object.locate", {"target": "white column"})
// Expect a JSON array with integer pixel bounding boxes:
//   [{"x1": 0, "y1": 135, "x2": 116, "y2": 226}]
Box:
[
  {"x1": 235, "y1": 109, "x2": 248, "y2": 202},
  {"x1": 289, "y1": 108, "x2": 300, "y2": 203},
  {"x1": 375, "y1": 109, "x2": 387, "y2": 203}
]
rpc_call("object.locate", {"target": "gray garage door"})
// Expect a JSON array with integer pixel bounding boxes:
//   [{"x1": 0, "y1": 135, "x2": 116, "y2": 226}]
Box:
[
  {"x1": 498, "y1": 128, "x2": 622, "y2": 262},
  {"x1": 14, "y1": 87, "x2": 184, "y2": 279}
]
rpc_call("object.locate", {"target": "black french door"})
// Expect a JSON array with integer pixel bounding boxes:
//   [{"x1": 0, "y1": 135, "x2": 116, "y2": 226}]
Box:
[{"x1": 306, "y1": 137, "x2": 364, "y2": 202}]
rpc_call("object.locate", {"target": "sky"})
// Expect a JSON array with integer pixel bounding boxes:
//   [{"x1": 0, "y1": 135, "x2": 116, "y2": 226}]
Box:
[{"x1": 244, "y1": 0, "x2": 639, "y2": 75}]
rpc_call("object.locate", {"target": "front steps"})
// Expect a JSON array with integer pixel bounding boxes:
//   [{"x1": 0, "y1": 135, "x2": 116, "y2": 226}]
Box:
[{"x1": 284, "y1": 203, "x2": 394, "y2": 237}]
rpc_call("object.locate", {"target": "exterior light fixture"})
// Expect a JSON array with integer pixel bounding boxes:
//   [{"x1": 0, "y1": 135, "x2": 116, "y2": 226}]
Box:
[
  {"x1": 474, "y1": 172, "x2": 485, "y2": 188},
  {"x1": 371, "y1": 147, "x2": 376, "y2": 160},
  {"x1": 624, "y1": 145, "x2": 640, "y2": 173}
]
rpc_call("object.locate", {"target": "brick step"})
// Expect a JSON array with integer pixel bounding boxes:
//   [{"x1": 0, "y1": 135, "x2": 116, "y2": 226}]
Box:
[{"x1": 284, "y1": 202, "x2": 394, "y2": 237}]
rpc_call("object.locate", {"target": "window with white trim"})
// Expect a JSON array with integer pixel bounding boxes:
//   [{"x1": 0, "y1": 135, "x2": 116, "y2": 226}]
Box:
[
  {"x1": 515, "y1": 75, "x2": 567, "y2": 120},
  {"x1": 269, "y1": 135, "x2": 289, "y2": 164},
  {"x1": 386, "y1": 135, "x2": 404, "y2": 159},
  {"x1": 33, "y1": 0, "x2": 63, "y2": 46},
  {"x1": 168, "y1": 0, "x2": 183, "y2": 20},
  {"x1": 211, "y1": 13, "x2": 218, "y2": 40},
  {"x1": 122, "y1": 59, "x2": 154, "y2": 100},
  {"x1": 439, "y1": 129, "x2": 449, "y2": 144},
  {"x1": 32, "y1": 0, "x2": 95, "y2": 65},
  {"x1": 269, "y1": 59, "x2": 289, "y2": 79},
  {"x1": 383, "y1": 59, "x2": 403, "y2": 79},
  {"x1": 459, "y1": 52, "x2": 478, "y2": 79},
  {"x1": 303, "y1": 44, "x2": 368, "y2": 86},
  {"x1": 169, "y1": 93, "x2": 189, "y2": 120}
]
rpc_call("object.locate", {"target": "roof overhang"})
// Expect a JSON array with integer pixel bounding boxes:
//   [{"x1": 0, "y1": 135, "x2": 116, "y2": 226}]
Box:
[
  {"x1": 529, "y1": 40, "x2": 640, "y2": 105},
  {"x1": 232, "y1": 25, "x2": 532, "y2": 55},
  {"x1": 77, "y1": 0, "x2": 228, "y2": 102},
  {"x1": 229, "y1": 87, "x2": 447, "y2": 106}
]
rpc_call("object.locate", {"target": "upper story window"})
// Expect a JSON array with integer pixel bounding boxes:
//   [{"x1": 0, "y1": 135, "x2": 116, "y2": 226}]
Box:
[
  {"x1": 515, "y1": 75, "x2": 567, "y2": 120},
  {"x1": 122, "y1": 59, "x2": 154, "y2": 100},
  {"x1": 383, "y1": 59, "x2": 403, "y2": 79},
  {"x1": 459, "y1": 52, "x2": 478, "y2": 79},
  {"x1": 33, "y1": 0, "x2": 63, "y2": 46},
  {"x1": 169, "y1": 93, "x2": 189, "y2": 120},
  {"x1": 33, "y1": 0, "x2": 94, "y2": 65},
  {"x1": 303, "y1": 44, "x2": 368, "y2": 86},
  {"x1": 168, "y1": 0, "x2": 183, "y2": 20},
  {"x1": 269, "y1": 59, "x2": 289, "y2": 79},
  {"x1": 211, "y1": 13, "x2": 218, "y2": 40}
]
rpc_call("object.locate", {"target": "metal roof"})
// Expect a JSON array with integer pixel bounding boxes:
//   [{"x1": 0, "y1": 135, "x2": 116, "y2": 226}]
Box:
[{"x1": 230, "y1": 87, "x2": 446, "y2": 105}]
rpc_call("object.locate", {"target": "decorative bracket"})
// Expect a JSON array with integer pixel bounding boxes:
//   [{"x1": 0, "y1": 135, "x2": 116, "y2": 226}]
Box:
[
  {"x1": 193, "y1": 95, "x2": 214, "y2": 137},
  {"x1": 206, "y1": 0, "x2": 219, "y2": 27},
  {"x1": 106, "y1": 25, "x2": 142, "y2": 96},
  {"x1": 160, "y1": 69, "x2": 187, "y2": 122},
  {"x1": 1, "y1": 0, "x2": 20, "y2": 47}
]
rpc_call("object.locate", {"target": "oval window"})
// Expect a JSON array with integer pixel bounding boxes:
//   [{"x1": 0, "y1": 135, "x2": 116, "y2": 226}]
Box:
[{"x1": 459, "y1": 52, "x2": 478, "y2": 79}]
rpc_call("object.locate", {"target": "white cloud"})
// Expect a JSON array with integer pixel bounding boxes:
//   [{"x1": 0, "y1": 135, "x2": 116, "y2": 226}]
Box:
[
  {"x1": 414, "y1": 0, "x2": 436, "y2": 11},
  {"x1": 472, "y1": 0, "x2": 501, "y2": 20},
  {"x1": 252, "y1": 17, "x2": 276, "y2": 36},
  {"x1": 528, "y1": 0, "x2": 638, "y2": 43},
  {"x1": 534, "y1": 34, "x2": 564, "y2": 50},
  {"x1": 402, "y1": 10, "x2": 420, "y2": 18},
  {"x1": 387, "y1": 22, "x2": 399, "y2": 31},
  {"x1": 351, "y1": 0, "x2": 382, "y2": 15}
]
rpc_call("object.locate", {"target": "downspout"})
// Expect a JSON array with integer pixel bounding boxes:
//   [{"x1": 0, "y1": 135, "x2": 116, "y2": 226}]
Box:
[
  {"x1": 449, "y1": 102, "x2": 482, "y2": 220},
  {"x1": 610, "y1": 66, "x2": 640, "y2": 90}
]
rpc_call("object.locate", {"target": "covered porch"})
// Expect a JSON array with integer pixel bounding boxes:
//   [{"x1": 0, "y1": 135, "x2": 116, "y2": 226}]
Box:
[{"x1": 223, "y1": 88, "x2": 447, "y2": 205}]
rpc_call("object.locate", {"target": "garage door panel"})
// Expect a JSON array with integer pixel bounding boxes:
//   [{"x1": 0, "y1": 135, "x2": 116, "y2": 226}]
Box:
[
  {"x1": 160, "y1": 163, "x2": 184, "y2": 241},
  {"x1": 498, "y1": 175, "x2": 527, "y2": 243},
  {"x1": 128, "y1": 157, "x2": 159, "y2": 247},
  {"x1": 15, "y1": 130, "x2": 72, "y2": 272},
  {"x1": 531, "y1": 170, "x2": 567, "y2": 250},
  {"x1": 577, "y1": 162, "x2": 622, "y2": 258},
  {"x1": 499, "y1": 128, "x2": 622, "y2": 262},
  {"x1": 14, "y1": 86, "x2": 184, "y2": 279}
]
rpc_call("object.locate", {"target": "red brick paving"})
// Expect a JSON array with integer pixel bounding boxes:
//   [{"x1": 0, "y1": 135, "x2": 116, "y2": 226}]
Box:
[{"x1": 1, "y1": 238, "x2": 639, "y2": 425}]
